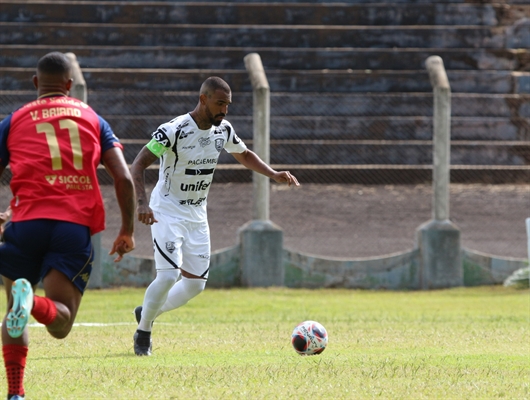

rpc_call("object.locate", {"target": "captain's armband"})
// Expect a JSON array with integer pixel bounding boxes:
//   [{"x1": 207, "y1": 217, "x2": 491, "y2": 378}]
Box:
[{"x1": 146, "y1": 138, "x2": 167, "y2": 157}]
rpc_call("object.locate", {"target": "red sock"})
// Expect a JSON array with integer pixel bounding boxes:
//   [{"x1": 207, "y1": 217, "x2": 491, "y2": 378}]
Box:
[
  {"x1": 3, "y1": 344, "x2": 28, "y2": 397},
  {"x1": 31, "y1": 296, "x2": 57, "y2": 325}
]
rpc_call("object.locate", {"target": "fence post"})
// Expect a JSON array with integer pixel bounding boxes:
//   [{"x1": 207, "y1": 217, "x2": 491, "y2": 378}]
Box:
[
  {"x1": 65, "y1": 53, "x2": 87, "y2": 103},
  {"x1": 65, "y1": 52, "x2": 102, "y2": 289},
  {"x1": 238, "y1": 53, "x2": 284, "y2": 287},
  {"x1": 527, "y1": 217, "x2": 530, "y2": 265},
  {"x1": 244, "y1": 52, "x2": 270, "y2": 221},
  {"x1": 416, "y1": 56, "x2": 462, "y2": 289}
]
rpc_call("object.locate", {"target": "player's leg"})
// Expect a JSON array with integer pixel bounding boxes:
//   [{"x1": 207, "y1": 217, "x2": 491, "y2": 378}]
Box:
[
  {"x1": 134, "y1": 212, "x2": 182, "y2": 356},
  {"x1": 37, "y1": 221, "x2": 93, "y2": 339},
  {"x1": 137, "y1": 268, "x2": 180, "y2": 331},
  {"x1": 133, "y1": 268, "x2": 180, "y2": 356},
  {"x1": 137, "y1": 213, "x2": 184, "y2": 330},
  {"x1": 157, "y1": 220, "x2": 209, "y2": 314},
  {"x1": 39, "y1": 269, "x2": 82, "y2": 339},
  {"x1": 0, "y1": 220, "x2": 49, "y2": 399},
  {"x1": 158, "y1": 274, "x2": 206, "y2": 314}
]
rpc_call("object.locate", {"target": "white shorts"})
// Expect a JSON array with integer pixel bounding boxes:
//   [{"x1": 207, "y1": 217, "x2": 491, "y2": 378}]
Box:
[{"x1": 151, "y1": 210, "x2": 211, "y2": 279}]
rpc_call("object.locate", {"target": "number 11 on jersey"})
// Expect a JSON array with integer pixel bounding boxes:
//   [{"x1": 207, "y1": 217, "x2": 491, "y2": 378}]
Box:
[{"x1": 36, "y1": 119, "x2": 83, "y2": 170}]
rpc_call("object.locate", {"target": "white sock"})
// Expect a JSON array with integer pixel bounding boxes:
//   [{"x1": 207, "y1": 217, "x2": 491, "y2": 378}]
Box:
[
  {"x1": 158, "y1": 276, "x2": 206, "y2": 315},
  {"x1": 138, "y1": 269, "x2": 180, "y2": 331}
]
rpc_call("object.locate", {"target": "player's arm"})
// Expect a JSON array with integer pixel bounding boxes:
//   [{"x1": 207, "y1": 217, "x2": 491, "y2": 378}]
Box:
[
  {"x1": 0, "y1": 159, "x2": 11, "y2": 225},
  {"x1": 0, "y1": 118, "x2": 11, "y2": 235},
  {"x1": 130, "y1": 144, "x2": 160, "y2": 225},
  {"x1": 0, "y1": 206, "x2": 10, "y2": 237},
  {"x1": 0, "y1": 163, "x2": 10, "y2": 235},
  {"x1": 231, "y1": 149, "x2": 300, "y2": 187},
  {"x1": 102, "y1": 147, "x2": 136, "y2": 262}
]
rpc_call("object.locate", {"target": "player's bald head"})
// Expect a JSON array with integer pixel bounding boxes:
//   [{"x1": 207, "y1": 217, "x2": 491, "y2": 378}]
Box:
[{"x1": 200, "y1": 77, "x2": 231, "y2": 98}]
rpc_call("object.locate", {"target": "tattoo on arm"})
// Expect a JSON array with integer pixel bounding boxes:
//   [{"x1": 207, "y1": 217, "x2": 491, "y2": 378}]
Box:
[{"x1": 131, "y1": 147, "x2": 159, "y2": 205}]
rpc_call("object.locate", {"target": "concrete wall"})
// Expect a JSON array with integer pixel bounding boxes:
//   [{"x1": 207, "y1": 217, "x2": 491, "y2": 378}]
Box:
[{"x1": 97, "y1": 244, "x2": 527, "y2": 290}]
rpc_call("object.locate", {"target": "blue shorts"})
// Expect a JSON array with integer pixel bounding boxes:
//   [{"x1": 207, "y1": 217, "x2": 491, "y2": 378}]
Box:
[{"x1": 0, "y1": 220, "x2": 93, "y2": 294}]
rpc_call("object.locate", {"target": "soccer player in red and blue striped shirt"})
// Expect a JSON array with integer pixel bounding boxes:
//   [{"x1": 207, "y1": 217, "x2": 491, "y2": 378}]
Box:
[{"x1": 0, "y1": 52, "x2": 136, "y2": 400}]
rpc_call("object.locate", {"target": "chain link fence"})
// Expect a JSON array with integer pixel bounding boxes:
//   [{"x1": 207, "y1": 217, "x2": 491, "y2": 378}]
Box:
[{"x1": 1, "y1": 90, "x2": 529, "y2": 260}]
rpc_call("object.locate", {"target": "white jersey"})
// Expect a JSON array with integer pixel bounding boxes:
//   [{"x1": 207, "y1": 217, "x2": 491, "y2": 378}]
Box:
[{"x1": 148, "y1": 113, "x2": 247, "y2": 222}]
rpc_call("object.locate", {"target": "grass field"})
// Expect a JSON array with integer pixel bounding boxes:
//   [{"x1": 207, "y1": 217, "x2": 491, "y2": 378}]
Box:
[{"x1": 1, "y1": 286, "x2": 528, "y2": 399}]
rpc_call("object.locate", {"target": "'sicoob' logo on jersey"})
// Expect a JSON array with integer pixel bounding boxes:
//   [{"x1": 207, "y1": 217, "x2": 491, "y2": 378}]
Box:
[
  {"x1": 45, "y1": 175, "x2": 93, "y2": 190},
  {"x1": 215, "y1": 138, "x2": 224, "y2": 152},
  {"x1": 198, "y1": 137, "x2": 211, "y2": 147},
  {"x1": 45, "y1": 175, "x2": 57, "y2": 185}
]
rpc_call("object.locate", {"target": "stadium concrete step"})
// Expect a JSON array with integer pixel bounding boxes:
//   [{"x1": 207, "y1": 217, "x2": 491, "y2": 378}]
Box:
[
  {"x1": 98, "y1": 116, "x2": 529, "y2": 142},
  {"x1": 1, "y1": 45, "x2": 528, "y2": 71},
  {"x1": 3, "y1": 1, "x2": 528, "y2": 26},
  {"x1": 92, "y1": 163, "x2": 530, "y2": 185},
  {"x1": 2, "y1": 22, "x2": 529, "y2": 49},
  {"x1": 2, "y1": 91, "x2": 529, "y2": 117},
  {"x1": 119, "y1": 139, "x2": 530, "y2": 166},
  {"x1": 69, "y1": 0, "x2": 529, "y2": 4},
  {"x1": 1, "y1": 92, "x2": 528, "y2": 141},
  {"x1": 0, "y1": 162, "x2": 524, "y2": 186},
  {"x1": 0, "y1": 0, "x2": 527, "y2": 186},
  {"x1": 88, "y1": 91, "x2": 530, "y2": 119},
  {"x1": 2, "y1": 68, "x2": 530, "y2": 94},
  {"x1": 0, "y1": 109, "x2": 525, "y2": 143}
]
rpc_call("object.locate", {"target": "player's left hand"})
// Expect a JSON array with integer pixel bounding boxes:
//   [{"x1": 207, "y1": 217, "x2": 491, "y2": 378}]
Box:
[{"x1": 272, "y1": 171, "x2": 300, "y2": 187}]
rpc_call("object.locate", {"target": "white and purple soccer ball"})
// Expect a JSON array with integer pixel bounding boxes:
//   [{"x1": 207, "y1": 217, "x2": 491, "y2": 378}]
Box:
[{"x1": 291, "y1": 320, "x2": 328, "y2": 356}]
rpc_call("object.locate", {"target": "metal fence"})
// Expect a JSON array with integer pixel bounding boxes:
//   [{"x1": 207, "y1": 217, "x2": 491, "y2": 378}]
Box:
[{"x1": 0, "y1": 90, "x2": 529, "y2": 260}]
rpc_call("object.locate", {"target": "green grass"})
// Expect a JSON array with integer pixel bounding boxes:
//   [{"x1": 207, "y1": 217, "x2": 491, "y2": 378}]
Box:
[{"x1": 2, "y1": 286, "x2": 529, "y2": 399}]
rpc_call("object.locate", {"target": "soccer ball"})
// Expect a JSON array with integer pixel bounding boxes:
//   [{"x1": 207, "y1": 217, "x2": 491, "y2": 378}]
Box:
[{"x1": 291, "y1": 320, "x2": 328, "y2": 355}]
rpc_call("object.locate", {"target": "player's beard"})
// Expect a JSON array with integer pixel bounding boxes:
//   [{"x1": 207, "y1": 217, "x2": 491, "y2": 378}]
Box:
[{"x1": 206, "y1": 105, "x2": 225, "y2": 127}]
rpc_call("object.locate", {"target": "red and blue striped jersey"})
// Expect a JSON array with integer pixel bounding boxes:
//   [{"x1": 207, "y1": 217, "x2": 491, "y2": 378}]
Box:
[{"x1": 0, "y1": 95, "x2": 123, "y2": 235}]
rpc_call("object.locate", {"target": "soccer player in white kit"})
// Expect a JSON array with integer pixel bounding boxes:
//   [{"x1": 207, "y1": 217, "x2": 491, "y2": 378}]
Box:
[{"x1": 130, "y1": 76, "x2": 299, "y2": 355}]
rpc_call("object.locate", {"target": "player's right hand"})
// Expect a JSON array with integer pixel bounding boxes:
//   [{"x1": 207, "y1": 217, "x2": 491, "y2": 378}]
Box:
[
  {"x1": 110, "y1": 234, "x2": 135, "y2": 262},
  {"x1": 0, "y1": 206, "x2": 12, "y2": 236},
  {"x1": 137, "y1": 204, "x2": 158, "y2": 225}
]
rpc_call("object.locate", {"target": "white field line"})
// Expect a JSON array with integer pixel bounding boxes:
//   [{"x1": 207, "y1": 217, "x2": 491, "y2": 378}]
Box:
[{"x1": 0, "y1": 322, "x2": 175, "y2": 328}]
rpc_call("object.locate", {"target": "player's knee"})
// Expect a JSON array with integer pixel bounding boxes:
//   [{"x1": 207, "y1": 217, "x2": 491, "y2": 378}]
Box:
[
  {"x1": 182, "y1": 276, "x2": 206, "y2": 300},
  {"x1": 47, "y1": 327, "x2": 71, "y2": 339},
  {"x1": 46, "y1": 320, "x2": 74, "y2": 339},
  {"x1": 154, "y1": 269, "x2": 180, "y2": 290},
  {"x1": 45, "y1": 302, "x2": 75, "y2": 339}
]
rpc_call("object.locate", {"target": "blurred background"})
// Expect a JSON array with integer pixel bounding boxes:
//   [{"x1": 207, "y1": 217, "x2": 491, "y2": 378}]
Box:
[{"x1": 0, "y1": 0, "x2": 528, "y2": 260}]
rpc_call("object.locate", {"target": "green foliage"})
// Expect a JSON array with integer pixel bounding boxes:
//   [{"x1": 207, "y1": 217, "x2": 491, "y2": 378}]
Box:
[
  {"x1": 2, "y1": 286, "x2": 528, "y2": 399},
  {"x1": 504, "y1": 267, "x2": 530, "y2": 289}
]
